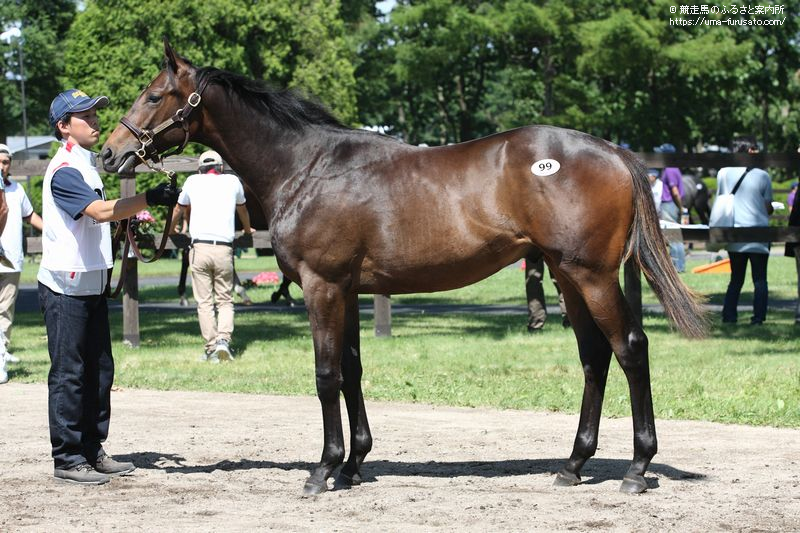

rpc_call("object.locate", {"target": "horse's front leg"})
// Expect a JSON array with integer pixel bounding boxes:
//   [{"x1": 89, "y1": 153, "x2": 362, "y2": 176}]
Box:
[
  {"x1": 302, "y1": 278, "x2": 347, "y2": 496},
  {"x1": 336, "y1": 292, "x2": 372, "y2": 488}
]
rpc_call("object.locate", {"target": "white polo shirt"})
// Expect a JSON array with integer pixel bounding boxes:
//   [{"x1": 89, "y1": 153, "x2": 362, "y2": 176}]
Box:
[
  {"x1": 178, "y1": 170, "x2": 246, "y2": 243},
  {"x1": 0, "y1": 180, "x2": 34, "y2": 273}
]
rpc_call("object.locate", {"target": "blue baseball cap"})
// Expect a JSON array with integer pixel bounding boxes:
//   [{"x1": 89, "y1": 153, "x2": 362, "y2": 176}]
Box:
[{"x1": 49, "y1": 89, "x2": 109, "y2": 128}]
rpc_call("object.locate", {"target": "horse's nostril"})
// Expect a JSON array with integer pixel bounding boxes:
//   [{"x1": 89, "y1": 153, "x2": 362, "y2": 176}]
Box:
[{"x1": 102, "y1": 147, "x2": 113, "y2": 162}]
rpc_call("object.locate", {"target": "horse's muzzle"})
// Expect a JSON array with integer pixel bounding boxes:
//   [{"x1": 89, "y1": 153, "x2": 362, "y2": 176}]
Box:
[{"x1": 101, "y1": 151, "x2": 137, "y2": 174}]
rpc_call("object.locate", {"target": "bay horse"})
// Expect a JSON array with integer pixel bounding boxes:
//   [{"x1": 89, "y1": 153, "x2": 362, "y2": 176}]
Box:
[{"x1": 102, "y1": 40, "x2": 706, "y2": 495}]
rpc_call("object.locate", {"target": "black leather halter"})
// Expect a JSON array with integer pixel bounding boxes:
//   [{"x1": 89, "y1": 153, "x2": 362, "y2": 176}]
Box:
[
  {"x1": 106, "y1": 75, "x2": 212, "y2": 298},
  {"x1": 119, "y1": 75, "x2": 210, "y2": 163}
]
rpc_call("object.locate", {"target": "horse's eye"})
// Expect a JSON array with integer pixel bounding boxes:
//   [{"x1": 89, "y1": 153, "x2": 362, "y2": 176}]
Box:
[{"x1": 147, "y1": 94, "x2": 162, "y2": 103}]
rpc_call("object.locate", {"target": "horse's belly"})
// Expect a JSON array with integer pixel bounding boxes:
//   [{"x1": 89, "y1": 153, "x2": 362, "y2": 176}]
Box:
[{"x1": 357, "y1": 240, "x2": 528, "y2": 294}]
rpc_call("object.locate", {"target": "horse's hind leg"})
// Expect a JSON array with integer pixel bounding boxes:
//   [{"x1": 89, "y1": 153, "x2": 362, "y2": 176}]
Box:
[
  {"x1": 302, "y1": 277, "x2": 347, "y2": 496},
  {"x1": 560, "y1": 267, "x2": 656, "y2": 494},
  {"x1": 550, "y1": 271, "x2": 613, "y2": 488},
  {"x1": 336, "y1": 292, "x2": 373, "y2": 488}
]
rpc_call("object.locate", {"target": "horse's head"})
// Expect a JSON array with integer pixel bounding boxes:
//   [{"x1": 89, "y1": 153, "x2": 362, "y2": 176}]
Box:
[{"x1": 102, "y1": 38, "x2": 202, "y2": 173}]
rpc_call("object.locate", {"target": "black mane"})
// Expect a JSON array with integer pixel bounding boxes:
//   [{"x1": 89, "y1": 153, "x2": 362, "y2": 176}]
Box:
[{"x1": 196, "y1": 67, "x2": 347, "y2": 131}]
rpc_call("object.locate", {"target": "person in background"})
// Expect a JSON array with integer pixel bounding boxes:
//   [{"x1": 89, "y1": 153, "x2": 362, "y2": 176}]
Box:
[
  {"x1": 0, "y1": 143, "x2": 43, "y2": 371},
  {"x1": 170, "y1": 205, "x2": 253, "y2": 308},
  {"x1": 785, "y1": 180, "x2": 800, "y2": 325},
  {"x1": 717, "y1": 136, "x2": 774, "y2": 325},
  {"x1": 0, "y1": 148, "x2": 9, "y2": 385},
  {"x1": 654, "y1": 143, "x2": 686, "y2": 272},
  {"x1": 175, "y1": 150, "x2": 254, "y2": 362},
  {"x1": 648, "y1": 168, "x2": 663, "y2": 212},
  {"x1": 788, "y1": 181, "x2": 797, "y2": 214},
  {"x1": 524, "y1": 249, "x2": 569, "y2": 332}
]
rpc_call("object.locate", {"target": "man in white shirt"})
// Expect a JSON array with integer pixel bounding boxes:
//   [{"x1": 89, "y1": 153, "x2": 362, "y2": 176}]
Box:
[
  {"x1": 176, "y1": 150, "x2": 254, "y2": 362},
  {"x1": 0, "y1": 144, "x2": 43, "y2": 368},
  {"x1": 0, "y1": 147, "x2": 9, "y2": 384}
]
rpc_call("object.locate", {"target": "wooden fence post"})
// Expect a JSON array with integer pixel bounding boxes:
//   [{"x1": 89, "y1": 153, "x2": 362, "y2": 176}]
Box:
[
  {"x1": 119, "y1": 171, "x2": 140, "y2": 347},
  {"x1": 374, "y1": 294, "x2": 392, "y2": 337}
]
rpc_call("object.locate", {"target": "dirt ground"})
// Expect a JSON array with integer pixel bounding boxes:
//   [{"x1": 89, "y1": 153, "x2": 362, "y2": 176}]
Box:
[{"x1": 0, "y1": 383, "x2": 798, "y2": 532}]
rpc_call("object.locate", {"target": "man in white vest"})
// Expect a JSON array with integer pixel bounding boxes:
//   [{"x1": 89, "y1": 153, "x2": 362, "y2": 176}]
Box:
[
  {"x1": 0, "y1": 143, "x2": 43, "y2": 370},
  {"x1": 40, "y1": 88, "x2": 179, "y2": 485},
  {"x1": 176, "y1": 150, "x2": 253, "y2": 362}
]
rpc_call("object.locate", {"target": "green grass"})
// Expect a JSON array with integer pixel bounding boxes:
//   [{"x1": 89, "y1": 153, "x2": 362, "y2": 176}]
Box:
[
  {"x1": 18, "y1": 254, "x2": 271, "y2": 284},
  {"x1": 8, "y1": 249, "x2": 800, "y2": 427}
]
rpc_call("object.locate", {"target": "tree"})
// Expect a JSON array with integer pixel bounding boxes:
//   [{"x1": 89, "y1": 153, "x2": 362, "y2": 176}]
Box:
[
  {"x1": 62, "y1": 0, "x2": 358, "y2": 194},
  {"x1": 354, "y1": 0, "x2": 800, "y2": 154},
  {"x1": 356, "y1": 0, "x2": 501, "y2": 144},
  {"x1": 63, "y1": 0, "x2": 358, "y2": 139},
  {"x1": 0, "y1": 0, "x2": 77, "y2": 141},
  {"x1": 727, "y1": 0, "x2": 800, "y2": 151}
]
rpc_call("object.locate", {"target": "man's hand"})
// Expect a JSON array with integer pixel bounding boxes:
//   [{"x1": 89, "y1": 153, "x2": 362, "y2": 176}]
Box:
[{"x1": 146, "y1": 183, "x2": 181, "y2": 207}]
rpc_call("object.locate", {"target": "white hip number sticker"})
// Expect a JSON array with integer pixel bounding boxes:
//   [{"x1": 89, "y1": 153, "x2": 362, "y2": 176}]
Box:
[{"x1": 531, "y1": 159, "x2": 560, "y2": 176}]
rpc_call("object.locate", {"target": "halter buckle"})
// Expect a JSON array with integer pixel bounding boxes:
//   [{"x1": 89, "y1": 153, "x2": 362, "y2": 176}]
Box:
[
  {"x1": 140, "y1": 130, "x2": 153, "y2": 145},
  {"x1": 187, "y1": 92, "x2": 201, "y2": 107}
]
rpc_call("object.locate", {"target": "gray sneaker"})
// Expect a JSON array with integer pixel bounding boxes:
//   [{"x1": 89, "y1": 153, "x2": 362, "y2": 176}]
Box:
[
  {"x1": 54, "y1": 463, "x2": 110, "y2": 485},
  {"x1": 95, "y1": 454, "x2": 135, "y2": 476},
  {"x1": 200, "y1": 347, "x2": 215, "y2": 362},
  {"x1": 214, "y1": 339, "x2": 233, "y2": 361},
  {"x1": 0, "y1": 359, "x2": 7, "y2": 384}
]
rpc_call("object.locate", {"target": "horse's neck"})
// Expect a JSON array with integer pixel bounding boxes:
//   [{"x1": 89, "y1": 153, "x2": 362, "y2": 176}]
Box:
[{"x1": 197, "y1": 98, "x2": 335, "y2": 221}]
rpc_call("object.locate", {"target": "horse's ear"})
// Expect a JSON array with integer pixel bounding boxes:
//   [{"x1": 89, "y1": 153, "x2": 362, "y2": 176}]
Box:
[{"x1": 163, "y1": 36, "x2": 179, "y2": 74}]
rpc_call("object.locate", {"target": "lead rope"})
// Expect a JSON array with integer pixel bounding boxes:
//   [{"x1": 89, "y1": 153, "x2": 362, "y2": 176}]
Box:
[{"x1": 107, "y1": 155, "x2": 179, "y2": 298}]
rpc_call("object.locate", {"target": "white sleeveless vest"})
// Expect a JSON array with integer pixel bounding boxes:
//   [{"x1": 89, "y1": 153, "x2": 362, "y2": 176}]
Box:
[{"x1": 40, "y1": 141, "x2": 113, "y2": 272}]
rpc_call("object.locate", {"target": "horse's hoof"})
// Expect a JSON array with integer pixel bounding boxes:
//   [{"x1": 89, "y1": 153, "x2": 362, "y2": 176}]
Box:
[
  {"x1": 619, "y1": 475, "x2": 647, "y2": 494},
  {"x1": 333, "y1": 471, "x2": 362, "y2": 489},
  {"x1": 553, "y1": 471, "x2": 581, "y2": 487},
  {"x1": 302, "y1": 478, "x2": 328, "y2": 496}
]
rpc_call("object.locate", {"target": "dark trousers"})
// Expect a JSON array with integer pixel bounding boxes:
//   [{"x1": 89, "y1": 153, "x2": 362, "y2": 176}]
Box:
[
  {"x1": 525, "y1": 250, "x2": 566, "y2": 329},
  {"x1": 722, "y1": 252, "x2": 769, "y2": 324},
  {"x1": 39, "y1": 283, "x2": 114, "y2": 469}
]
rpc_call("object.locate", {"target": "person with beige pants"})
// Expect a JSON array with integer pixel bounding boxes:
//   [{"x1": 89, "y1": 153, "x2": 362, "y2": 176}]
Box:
[
  {"x1": 0, "y1": 144, "x2": 43, "y2": 376},
  {"x1": 176, "y1": 150, "x2": 254, "y2": 362}
]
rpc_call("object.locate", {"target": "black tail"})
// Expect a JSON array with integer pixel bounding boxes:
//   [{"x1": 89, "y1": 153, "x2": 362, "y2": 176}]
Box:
[{"x1": 618, "y1": 149, "x2": 708, "y2": 338}]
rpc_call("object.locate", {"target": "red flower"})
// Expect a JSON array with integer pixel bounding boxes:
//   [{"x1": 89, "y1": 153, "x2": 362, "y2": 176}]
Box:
[{"x1": 252, "y1": 271, "x2": 281, "y2": 285}]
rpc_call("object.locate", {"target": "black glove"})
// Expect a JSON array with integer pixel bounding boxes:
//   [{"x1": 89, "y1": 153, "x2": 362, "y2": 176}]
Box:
[{"x1": 145, "y1": 183, "x2": 180, "y2": 207}]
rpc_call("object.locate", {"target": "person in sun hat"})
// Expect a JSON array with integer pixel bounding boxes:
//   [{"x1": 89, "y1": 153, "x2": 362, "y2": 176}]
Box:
[
  {"x1": 175, "y1": 150, "x2": 254, "y2": 363},
  {"x1": 39, "y1": 88, "x2": 180, "y2": 485},
  {"x1": 0, "y1": 142, "x2": 43, "y2": 372}
]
